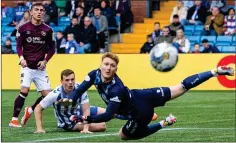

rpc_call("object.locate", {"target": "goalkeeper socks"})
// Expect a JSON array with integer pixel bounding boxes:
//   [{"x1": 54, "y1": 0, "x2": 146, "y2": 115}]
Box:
[
  {"x1": 13, "y1": 92, "x2": 28, "y2": 118},
  {"x1": 133, "y1": 122, "x2": 163, "y2": 139},
  {"x1": 181, "y1": 71, "x2": 213, "y2": 91},
  {"x1": 31, "y1": 96, "x2": 44, "y2": 111}
]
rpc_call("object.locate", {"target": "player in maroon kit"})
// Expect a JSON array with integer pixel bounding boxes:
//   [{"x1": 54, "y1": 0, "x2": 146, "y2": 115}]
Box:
[{"x1": 9, "y1": 3, "x2": 55, "y2": 127}]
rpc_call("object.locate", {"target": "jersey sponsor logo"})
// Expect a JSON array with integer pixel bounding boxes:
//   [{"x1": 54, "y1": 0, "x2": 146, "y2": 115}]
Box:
[
  {"x1": 26, "y1": 36, "x2": 45, "y2": 44},
  {"x1": 110, "y1": 96, "x2": 121, "y2": 103},
  {"x1": 84, "y1": 75, "x2": 90, "y2": 81},
  {"x1": 41, "y1": 31, "x2": 46, "y2": 36},
  {"x1": 26, "y1": 37, "x2": 32, "y2": 43}
]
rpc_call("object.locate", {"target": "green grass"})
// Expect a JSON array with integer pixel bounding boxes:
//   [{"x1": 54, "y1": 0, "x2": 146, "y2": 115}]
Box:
[{"x1": 1, "y1": 90, "x2": 235, "y2": 142}]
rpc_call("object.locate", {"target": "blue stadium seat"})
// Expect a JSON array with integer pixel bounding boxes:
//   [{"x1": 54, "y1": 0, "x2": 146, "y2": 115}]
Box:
[
  {"x1": 52, "y1": 26, "x2": 65, "y2": 32},
  {"x1": 108, "y1": 16, "x2": 120, "y2": 30},
  {"x1": 50, "y1": 22, "x2": 56, "y2": 26},
  {"x1": 187, "y1": 36, "x2": 200, "y2": 47},
  {"x1": 184, "y1": 25, "x2": 195, "y2": 36},
  {"x1": 58, "y1": 21, "x2": 71, "y2": 26},
  {"x1": 11, "y1": 41, "x2": 17, "y2": 46},
  {"x1": 1, "y1": 36, "x2": 15, "y2": 43},
  {"x1": 2, "y1": 31, "x2": 12, "y2": 37},
  {"x1": 4, "y1": 26, "x2": 15, "y2": 32},
  {"x1": 215, "y1": 46, "x2": 222, "y2": 52},
  {"x1": 2, "y1": 17, "x2": 12, "y2": 22},
  {"x1": 59, "y1": 16, "x2": 71, "y2": 22},
  {"x1": 221, "y1": 46, "x2": 236, "y2": 53},
  {"x1": 200, "y1": 36, "x2": 216, "y2": 45},
  {"x1": 12, "y1": 45, "x2": 17, "y2": 53},
  {"x1": 193, "y1": 25, "x2": 204, "y2": 35},
  {"x1": 6, "y1": 7, "x2": 13, "y2": 17},
  {"x1": 1, "y1": 21, "x2": 10, "y2": 26},
  {"x1": 215, "y1": 36, "x2": 233, "y2": 46},
  {"x1": 232, "y1": 36, "x2": 236, "y2": 46},
  {"x1": 10, "y1": 36, "x2": 16, "y2": 42}
]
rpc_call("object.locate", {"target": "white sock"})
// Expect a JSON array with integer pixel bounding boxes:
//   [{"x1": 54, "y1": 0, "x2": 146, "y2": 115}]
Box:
[
  {"x1": 12, "y1": 117, "x2": 18, "y2": 121},
  {"x1": 28, "y1": 107, "x2": 33, "y2": 114},
  {"x1": 159, "y1": 120, "x2": 165, "y2": 128},
  {"x1": 211, "y1": 69, "x2": 218, "y2": 77}
]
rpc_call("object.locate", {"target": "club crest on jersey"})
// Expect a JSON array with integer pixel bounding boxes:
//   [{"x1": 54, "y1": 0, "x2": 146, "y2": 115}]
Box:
[
  {"x1": 26, "y1": 31, "x2": 31, "y2": 34},
  {"x1": 41, "y1": 31, "x2": 46, "y2": 36}
]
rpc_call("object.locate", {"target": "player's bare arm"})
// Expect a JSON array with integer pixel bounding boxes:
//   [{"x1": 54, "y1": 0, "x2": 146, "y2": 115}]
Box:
[
  {"x1": 34, "y1": 104, "x2": 45, "y2": 134},
  {"x1": 80, "y1": 103, "x2": 92, "y2": 134}
]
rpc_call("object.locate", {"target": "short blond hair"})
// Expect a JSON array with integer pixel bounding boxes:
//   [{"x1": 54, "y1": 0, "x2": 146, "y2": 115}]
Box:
[{"x1": 102, "y1": 52, "x2": 119, "y2": 65}]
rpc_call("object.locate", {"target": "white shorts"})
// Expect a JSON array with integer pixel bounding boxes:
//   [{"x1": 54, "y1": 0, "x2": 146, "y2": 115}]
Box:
[{"x1": 20, "y1": 67, "x2": 51, "y2": 92}]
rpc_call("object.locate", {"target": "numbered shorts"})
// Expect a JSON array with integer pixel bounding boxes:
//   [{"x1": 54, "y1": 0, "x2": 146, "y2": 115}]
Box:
[
  {"x1": 122, "y1": 87, "x2": 171, "y2": 138},
  {"x1": 20, "y1": 67, "x2": 51, "y2": 92}
]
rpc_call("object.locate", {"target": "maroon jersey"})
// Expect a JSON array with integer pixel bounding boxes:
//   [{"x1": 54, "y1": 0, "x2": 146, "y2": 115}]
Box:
[{"x1": 16, "y1": 21, "x2": 55, "y2": 69}]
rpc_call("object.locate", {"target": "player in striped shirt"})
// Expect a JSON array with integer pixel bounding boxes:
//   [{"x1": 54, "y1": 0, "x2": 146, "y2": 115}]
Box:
[{"x1": 34, "y1": 69, "x2": 106, "y2": 133}]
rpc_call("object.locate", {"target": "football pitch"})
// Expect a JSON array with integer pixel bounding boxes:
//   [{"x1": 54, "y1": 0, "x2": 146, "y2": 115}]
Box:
[{"x1": 1, "y1": 90, "x2": 235, "y2": 142}]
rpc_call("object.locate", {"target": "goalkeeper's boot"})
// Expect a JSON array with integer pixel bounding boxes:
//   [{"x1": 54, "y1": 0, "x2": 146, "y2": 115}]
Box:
[
  {"x1": 213, "y1": 66, "x2": 234, "y2": 76},
  {"x1": 9, "y1": 120, "x2": 22, "y2": 128},
  {"x1": 21, "y1": 107, "x2": 32, "y2": 126},
  {"x1": 160, "y1": 113, "x2": 177, "y2": 127}
]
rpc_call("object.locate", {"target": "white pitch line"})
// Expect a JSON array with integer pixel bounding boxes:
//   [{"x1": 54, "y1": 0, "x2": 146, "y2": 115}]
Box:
[
  {"x1": 29, "y1": 128, "x2": 236, "y2": 142},
  {"x1": 30, "y1": 133, "x2": 119, "y2": 142}
]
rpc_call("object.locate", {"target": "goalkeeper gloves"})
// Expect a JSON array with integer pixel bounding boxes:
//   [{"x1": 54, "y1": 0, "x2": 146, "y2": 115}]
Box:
[{"x1": 69, "y1": 115, "x2": 93, "y2": 123}]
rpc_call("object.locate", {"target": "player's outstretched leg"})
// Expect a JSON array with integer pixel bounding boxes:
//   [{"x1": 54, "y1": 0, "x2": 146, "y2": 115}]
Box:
[
  {"x1": 9, "y1": 89, "x2": 29, "y2": 127},
  {"x1": 21, "y1": 90, "x2": 49, "y2": 126},
  {"x1": 119, "y1": 114, "x2": 177, "y2": 140},
  {"x1": 169, "y1": 66, "x2": 234, "y2": 100}
]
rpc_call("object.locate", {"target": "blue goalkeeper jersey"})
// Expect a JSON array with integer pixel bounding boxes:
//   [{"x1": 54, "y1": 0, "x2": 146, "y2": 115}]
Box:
[{"x1": 75, "y1": 69, "x2": 132, "y2": 122}]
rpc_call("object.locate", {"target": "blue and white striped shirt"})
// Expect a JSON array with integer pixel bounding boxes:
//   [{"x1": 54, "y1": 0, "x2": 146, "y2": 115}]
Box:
[{"x1": 40, "y1": 83, "x2": 89, "y2": 128}]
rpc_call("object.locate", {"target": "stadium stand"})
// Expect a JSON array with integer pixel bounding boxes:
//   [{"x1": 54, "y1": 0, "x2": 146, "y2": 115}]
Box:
[{"x1": 1, "y1": 1, "x2": 235, "y2": 54}]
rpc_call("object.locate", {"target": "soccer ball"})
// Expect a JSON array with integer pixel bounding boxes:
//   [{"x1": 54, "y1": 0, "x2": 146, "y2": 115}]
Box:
[{"x1": 150, "y1": 42, "x2": 178, "y2": 72}]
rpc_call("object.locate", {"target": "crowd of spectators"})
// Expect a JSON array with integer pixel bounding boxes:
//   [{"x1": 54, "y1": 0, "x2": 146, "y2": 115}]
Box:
[
  {"x1": 1, "y1": 0, "x2": 134, "y2": 54},
  {"x1": 140, "y1": 0, "x2": 235, "y2": 54}
]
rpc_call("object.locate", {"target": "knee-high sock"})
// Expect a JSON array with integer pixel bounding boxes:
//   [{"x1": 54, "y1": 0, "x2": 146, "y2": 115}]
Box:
[
  {"x1": 13, "y1": 92, "x2": 28, "y2": 118},
  {"x1": 181, "y1": 71, "x2": 214, "y2": 91},
  {"x1": 31, "y1": 96, "x2": 44, "y2": 111},
  {"x1": 133, "y1": 122, "x2": 163, "y2": 139}
]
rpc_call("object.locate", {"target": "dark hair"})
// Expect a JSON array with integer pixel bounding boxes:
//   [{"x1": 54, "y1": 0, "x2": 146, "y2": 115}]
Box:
[
  {"x1": 202, "y1": 39, "x2": 209, "y2": 43},
  {"x1": 24, "y1": 10, "x2": 30, "y2": 14},
  {"x1": 173, "y1": 14, "x2": 179, "y2": 18},
  {"x1": 94, "y1": 6, "x2": 101, "y2": 10},
  {"x1": 163, "y1": 26, "x2": 170, "y2": 31},
  {"x1": 72, "y1": 17, "x2": 78, "y2": 20},
  {"x1": 154, "y1": 22, "x2": 160, "y2": 25},
  {"x1": 57, "y1": 31, "x2": 63, "y2": 34},
  {"x1": 77, "y1": 6, "x2": 84, "y2": 10},
  {"x1": 61, "y1": 69, "x2": 75, "y2": 80},
  {"x1": 147, "y1": 34, "x2": 152, "y2": 38},
  {"x1": 31, "y1": 3, "x2": 44, "y2": 10},
  {"x1": 228, "y1": 8, "x2": 235, "y2": 15}
]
